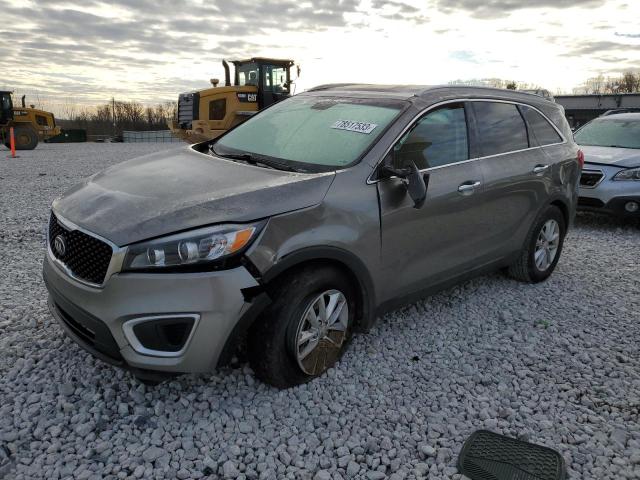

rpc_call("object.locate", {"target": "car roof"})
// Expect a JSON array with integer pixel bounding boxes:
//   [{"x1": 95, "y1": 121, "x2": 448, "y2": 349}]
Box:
[
  {"x1": 307, "y1": 84, "x2": 431, "y2": 98},
  {"x1": 305, "y1": 83, "x2": 553, "y2": 103}
]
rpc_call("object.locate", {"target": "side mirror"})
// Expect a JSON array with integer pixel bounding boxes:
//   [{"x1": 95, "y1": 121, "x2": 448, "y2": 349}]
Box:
[
  {"x1": 404, "y1": 162, "x2": 428, "y2": 209},
  {"x1": 380, "y1": 156, "x2": 428, "y2": 209}
]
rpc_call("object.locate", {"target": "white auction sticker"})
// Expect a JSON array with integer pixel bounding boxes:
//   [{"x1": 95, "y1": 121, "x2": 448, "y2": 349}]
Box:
[{"x1": 331, "y1": 120, "x2": 378, "y2": 134}]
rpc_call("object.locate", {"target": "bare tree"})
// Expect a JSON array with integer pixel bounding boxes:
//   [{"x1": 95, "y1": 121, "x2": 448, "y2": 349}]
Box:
[
  {"x1": 619, "y1": 71, "x2": 640, "y2": 93},
  {"x1": 577, "y1": 72, "x2": 640, "y2": 95},
  {"x1": 59, "y1": 99, "x2": 179, "y2": 137},
  {"x1": 585, "y1": 75, "x2": 606, "y2": 94}
]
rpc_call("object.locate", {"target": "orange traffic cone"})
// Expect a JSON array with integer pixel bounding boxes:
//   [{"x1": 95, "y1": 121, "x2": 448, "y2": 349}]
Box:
[{"x1": 9, "y1": 127, "x2": 16, "y2": 158}]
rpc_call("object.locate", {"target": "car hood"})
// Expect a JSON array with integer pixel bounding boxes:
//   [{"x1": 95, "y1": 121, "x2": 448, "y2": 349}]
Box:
[
  {"x1": 580, "y1": 145, "x2": 640, "y2": 168},
  {"x1": 52, "y1": 146, "x2": 335, "y2": 246}
]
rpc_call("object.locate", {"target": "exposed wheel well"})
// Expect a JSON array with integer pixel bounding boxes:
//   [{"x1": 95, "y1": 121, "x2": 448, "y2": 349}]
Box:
[
  {"x1": 217, "y1": 254, "x2": 374, "y2": 368},
  {"x1": 263, "y1": 258, "x2": 370, "y2": 332}
]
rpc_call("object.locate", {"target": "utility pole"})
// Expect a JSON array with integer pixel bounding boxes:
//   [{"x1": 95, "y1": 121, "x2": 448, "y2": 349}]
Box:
[{"x1": 112, "y1": 97, "x2": 116, "y2": 138}]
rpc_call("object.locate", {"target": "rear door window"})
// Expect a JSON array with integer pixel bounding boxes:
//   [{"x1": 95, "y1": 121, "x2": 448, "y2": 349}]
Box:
[
  {"x1": 520, "y1": 106, "x2": 563, "y2": 146},
  {"x1": 473, "y1": 102, "x2": 528, "y2": 156},
  {"x1": 393, "y1": 103, "x2": 469, "y2": 170}
]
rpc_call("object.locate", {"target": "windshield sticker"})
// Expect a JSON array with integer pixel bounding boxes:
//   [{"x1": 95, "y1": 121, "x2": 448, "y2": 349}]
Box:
[{"x1": 331, "y1": 120, "x2": 378, "y2": 134}]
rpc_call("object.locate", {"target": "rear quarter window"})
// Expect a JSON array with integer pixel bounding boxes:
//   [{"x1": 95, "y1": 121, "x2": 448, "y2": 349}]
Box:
[
  {"x1": 520, "y1": 106, "x2": 563, "y2": 146},
  {"x1": 473, "y1": 102, "x2": 529, "y2": 156}
]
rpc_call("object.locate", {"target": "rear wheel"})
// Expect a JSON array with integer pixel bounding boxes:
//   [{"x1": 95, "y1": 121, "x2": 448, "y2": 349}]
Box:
[
  {"x1": 13, "y1": 126, "x2": 38, "y2": 150},
  {"x1": 508, "y1": 205, "x2": 566, "y2": 283},
  {"x1": 248, "y1": 266, "x2": 355, "y2": 388}
]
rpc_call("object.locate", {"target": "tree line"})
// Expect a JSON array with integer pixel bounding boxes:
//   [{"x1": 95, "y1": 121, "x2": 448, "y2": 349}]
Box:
[
  {"x1": 58, "y1": 100, "x2": 178, "y2": 138},
  {"x1": 575, "y1": 71, "x2": 640, "y2": 95},
  {"x1": 449, "y1": 71, "x2": 640, "y2": 96}
]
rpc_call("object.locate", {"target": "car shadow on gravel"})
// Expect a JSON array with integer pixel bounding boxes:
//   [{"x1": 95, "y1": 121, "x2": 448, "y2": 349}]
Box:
[{"x1": 574, "y1": 211, "x2": 640, "y2": 230}]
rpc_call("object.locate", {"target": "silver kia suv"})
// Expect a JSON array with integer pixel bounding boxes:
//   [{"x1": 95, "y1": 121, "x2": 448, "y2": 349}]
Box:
[{"x1": 43, "y1": 85, "x2": 580, "y2": 388}]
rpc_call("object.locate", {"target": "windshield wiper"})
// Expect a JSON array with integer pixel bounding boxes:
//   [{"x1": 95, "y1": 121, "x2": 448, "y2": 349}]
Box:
[
  {"x1": 256, "y1": 158, "x2": 298, "y2": 172},
  {"x1": 211, "y1": 145, "x2": 299, "y2": 172}
]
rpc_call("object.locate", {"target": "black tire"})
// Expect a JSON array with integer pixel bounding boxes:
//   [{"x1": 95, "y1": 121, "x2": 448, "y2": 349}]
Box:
[
  {"x1": 13, "y1": 126, "x2": 38, "y2": 150},
  {"x1": 248, "y1": 266, "x2": 355, "y2": 388},
  {"x1": 508, "y1": 205, "x2": 566, "y2": 283}
]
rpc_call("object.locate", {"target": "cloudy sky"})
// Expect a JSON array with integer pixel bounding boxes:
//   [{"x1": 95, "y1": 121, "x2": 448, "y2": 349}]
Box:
[{"x1": 3, "y1": 0, "x2": 639, "y2": 114}]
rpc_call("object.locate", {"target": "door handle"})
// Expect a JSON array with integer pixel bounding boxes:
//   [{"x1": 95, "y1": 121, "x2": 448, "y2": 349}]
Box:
[
  {"x1": 458, "y1": 181, "x2": 481, "y2": 194},
  {"x1": 533, "y1": 164, "x2": 550, "y2": 174}
]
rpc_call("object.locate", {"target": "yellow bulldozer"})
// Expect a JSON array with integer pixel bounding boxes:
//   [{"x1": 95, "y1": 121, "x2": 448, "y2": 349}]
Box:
[
  {"x1": 169, "y1": 57, "x2": 297, "y2": 143},
  {"x1": 1, "y1": 91, "x2": 61, "y2": 150}
]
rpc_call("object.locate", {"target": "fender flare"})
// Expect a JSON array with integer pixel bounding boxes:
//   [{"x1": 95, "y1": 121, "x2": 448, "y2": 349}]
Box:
[{"x1": 547, "y1": 195, "x2": 573, "y2": 228}]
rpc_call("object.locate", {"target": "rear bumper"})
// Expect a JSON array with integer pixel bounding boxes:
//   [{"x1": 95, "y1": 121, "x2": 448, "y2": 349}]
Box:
[{"x1": 43, "y1": 252, "x2": 263, "y2": 374}]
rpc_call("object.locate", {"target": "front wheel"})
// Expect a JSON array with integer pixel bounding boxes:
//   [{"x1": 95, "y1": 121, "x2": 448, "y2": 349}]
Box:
[
  {"x1": 248, "y1": 266, "x2": 355, "y2": 388},
  {"x1": 508, "y1": 205, "x2": 566, "y2": 283},
  {"x1": 13, "y1": 126, "x2": 39, "y2": 150}
]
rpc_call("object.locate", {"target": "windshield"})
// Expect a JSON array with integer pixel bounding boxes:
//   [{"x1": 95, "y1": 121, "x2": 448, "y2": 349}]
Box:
[
  {"x1": 574, "y1": 117, "x2": 640, "y2": 149},
  {"x1": 212, "y1": 95, "x2": 405, "y2": 172}
]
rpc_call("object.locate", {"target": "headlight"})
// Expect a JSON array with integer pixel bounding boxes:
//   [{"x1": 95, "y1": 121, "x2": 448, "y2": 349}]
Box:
[
  {"x1": 613, "y1": 167, "x2": 640, "y2": 181},
  {"x1": 122, "y1": 222, "x2": 263, "y2": 271}
]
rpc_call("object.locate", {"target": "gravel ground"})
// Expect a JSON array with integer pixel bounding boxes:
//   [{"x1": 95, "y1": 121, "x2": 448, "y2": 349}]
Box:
[{"x1": 1, "y1": 143, "x2": 639, "y2": 480}]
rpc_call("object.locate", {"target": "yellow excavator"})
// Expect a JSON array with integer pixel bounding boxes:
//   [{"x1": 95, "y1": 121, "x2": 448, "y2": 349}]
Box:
[
  {"x1": 1, "y1": 91, "x2": 61, "y2": 150},
  {"x1": 169, "y1": 57, "x2": 297, "y2": 143}
]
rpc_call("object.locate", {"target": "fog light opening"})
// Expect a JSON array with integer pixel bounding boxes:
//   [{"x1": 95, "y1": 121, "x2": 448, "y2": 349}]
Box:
[
  {"x1": 123, "y1": 314, "x2": 199, "y2": 357},
  {"x1": 624, "y1": 201, "x2": 639, "y2": 213}
]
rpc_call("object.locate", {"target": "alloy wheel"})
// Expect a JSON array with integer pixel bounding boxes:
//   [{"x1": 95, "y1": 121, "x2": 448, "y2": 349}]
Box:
[
  {"x1": 534, "y1": 219, "x2": 560, "y2": 271},
  {"x1": 294, "y1": 289, "x2": 349, "y2": 376}
]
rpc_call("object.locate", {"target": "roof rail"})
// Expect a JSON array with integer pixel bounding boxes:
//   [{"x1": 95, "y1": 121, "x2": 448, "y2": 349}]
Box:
[{"x1": 306, "y1": 83, "x2": 366, "y2": 92}]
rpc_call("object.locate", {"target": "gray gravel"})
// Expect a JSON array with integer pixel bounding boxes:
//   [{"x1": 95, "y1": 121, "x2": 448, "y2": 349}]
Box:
[{"x1": 1, "y1": 143, "x2": 639, "y2": 480}]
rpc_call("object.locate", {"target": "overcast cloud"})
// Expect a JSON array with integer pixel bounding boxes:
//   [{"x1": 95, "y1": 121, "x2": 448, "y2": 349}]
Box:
[
  {"x1": 3, "y1": 0, "x2": 639, "y2": 114},
  {"x1": 433, "y1": 0, "x2": 607, "y2": 18}
]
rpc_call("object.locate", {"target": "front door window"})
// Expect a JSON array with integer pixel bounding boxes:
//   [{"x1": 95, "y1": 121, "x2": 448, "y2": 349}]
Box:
[{"x1": 393, "y1": 103, "x2": 469, "y2": 170}]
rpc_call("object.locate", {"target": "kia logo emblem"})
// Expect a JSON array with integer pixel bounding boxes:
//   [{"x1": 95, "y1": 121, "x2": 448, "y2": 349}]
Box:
[{"x1": 53, "y1": 235, "x2": 67, "y2": 257}]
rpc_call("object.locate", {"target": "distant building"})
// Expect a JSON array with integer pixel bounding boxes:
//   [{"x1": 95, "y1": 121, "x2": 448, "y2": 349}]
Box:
[{"x1": 555, "y1": 94, "x2": 640, "y2": 129}]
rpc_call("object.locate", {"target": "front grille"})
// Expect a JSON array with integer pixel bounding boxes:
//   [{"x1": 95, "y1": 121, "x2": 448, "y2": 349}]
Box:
[
  {"x1": 578, "y1": 197, "x2": 605, "y2": 208},
  {"x1": 48, "y1": 212, "x2": 113, "y2": 285},
  {"x1": 580, "y1": 169, "x2": 604, "y2": 188}
]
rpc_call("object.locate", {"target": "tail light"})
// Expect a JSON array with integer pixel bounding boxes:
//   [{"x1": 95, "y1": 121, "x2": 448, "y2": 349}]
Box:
[{"x1": 577, "y1": 149, "x2": 585, "y2": 169}]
